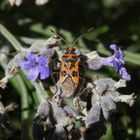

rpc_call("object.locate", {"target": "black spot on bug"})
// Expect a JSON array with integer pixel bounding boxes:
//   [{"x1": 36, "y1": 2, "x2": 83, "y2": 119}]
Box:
[
  {"x1": 72, "y1": 71, "x2": 78, "y2": 77},
  {"x1": 68, "y1": 59, "x2": 72, "y2": 62},
  {"x1": 62, "y1": 56, "x2": 69, "y2": 64},
  {"x1": 61, "y1": 71, "x2": 67, "y2": 77}
]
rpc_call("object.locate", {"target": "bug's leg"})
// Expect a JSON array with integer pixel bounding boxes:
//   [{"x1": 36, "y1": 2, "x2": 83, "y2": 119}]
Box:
[
  {"x1": 79, "y1": 74, "x2": 86, "y2": 91},
  {"x1": 51, "y1": 69, "x2": 60, "y2": 74},
  {"x1": 49, "y1": 70, "x2": 60, "y2": 94},
  {"x1": 55, "y1": 58, "x2": 61, "y2": 63},
  {"x1": 50, "y1": 57, "x2": 61, "y2": 71},
  {"x1": 53, "y1": 58, "x2": 61, "y2": 67}
]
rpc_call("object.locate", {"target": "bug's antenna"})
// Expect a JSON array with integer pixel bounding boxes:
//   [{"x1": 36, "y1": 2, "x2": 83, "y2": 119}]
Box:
[
  {"x1": 49, "y1": 28, "x2": 70, "y2": 45},
  {"x1": 72, "y1": 27, "x2": 94, "y2": 46}
]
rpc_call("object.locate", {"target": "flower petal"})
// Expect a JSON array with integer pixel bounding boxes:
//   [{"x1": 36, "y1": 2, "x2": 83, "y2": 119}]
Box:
[
  {"x1": 118, "y1": 49, "x2": 124, "y2": 60},
  {"x1": 38, "y1": 66, "x2": 50, "y2": 80},
  {"x1": 101, "y1": 57, "x2": 114, "y2": 67},
  {"x1": 36, "y1": 56, "x2": 47, "y2": 65},
  {"x1": 28, "y1": 67, "x2": 39, "y2": 81},
  {"x1": 109, "y1": 44, "x2": 124, "y2": 60},
  {"x1": 101, "y1": 44, "x2": 131, "y2": 80},
  {"x1": 19, "y1": 61, "x2": 32, "y2": 70},
  {"x1": 119, "y1": 67, "x2": 131, "y2": 80},
  {"x1": 109, "y1": 44, "x2": 118, "y2": 52},
  {"x1": 19, "y1": 52, "x2": 50, "y2": 81},
  {"x1": 19, "y1": 52, "x2": 37, "y2": 70},
  {"x1": 26, "y1": 52, "x2": 36, "y2": 62},
  {"x1": 112, "y1": 57, "x2": 122, "y2": 72}
]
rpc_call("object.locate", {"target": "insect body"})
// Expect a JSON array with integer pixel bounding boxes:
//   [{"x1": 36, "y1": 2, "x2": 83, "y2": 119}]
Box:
[{"x1": 59, "y1": 47, "x2": 80, "y2": 96}]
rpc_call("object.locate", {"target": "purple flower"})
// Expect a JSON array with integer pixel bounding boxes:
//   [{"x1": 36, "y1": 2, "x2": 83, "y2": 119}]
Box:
[
  {"x1": 101, "y1": 44, "x2": 131, "y2": 80},
  {"x1": 19, "y1": 52, "x2": 50, "y2": 81}
]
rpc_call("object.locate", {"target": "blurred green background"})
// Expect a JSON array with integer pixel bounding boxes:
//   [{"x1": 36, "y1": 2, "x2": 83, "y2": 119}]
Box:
[{"x1": 0, "y1": 0, "x2": 140, "y2": 140}]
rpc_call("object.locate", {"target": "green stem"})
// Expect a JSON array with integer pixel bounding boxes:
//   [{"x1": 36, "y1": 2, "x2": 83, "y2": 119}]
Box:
[
  {"x1": 10, "y1": 75, "x2": 30, "y2": 140},
  {"x1": 124, "y1": 51, "x2": 140, "y2": 66},
  {"x1": 0, "y1": 23, "x2": 23, "y2": 51},
  {"x1": 11, "y1": 75, "x2": 29, "y2": 119},
  {"x1": 33, "y1": 82, "x2": 45, "y2": 103}
]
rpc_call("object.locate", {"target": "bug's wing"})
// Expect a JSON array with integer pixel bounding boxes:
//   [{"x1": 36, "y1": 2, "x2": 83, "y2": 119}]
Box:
[
  {"x1": 70, "y1": 59, "x2": 80, "y2": 84},
  {"x1": 61, "y1": 77, "x2": 76, "y2": 96},
  {"x1": 59, "y1": 61, "x2": 68, "y2": 83}
]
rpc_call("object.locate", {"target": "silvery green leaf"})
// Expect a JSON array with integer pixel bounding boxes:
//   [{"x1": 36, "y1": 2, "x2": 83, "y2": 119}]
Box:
[
  {"x1": 35, "y1": 100, "x2": 51, "y2": 118},
  {"x1": 51, "y1": 103, "x2": 73, "y2": 127},
  {"x1": 50, "y1": 81, "x2": 62, "y2": 95},
  {"x1": 63, "y1": 106, "x2": 79, "y2": 118},
  {"x1": 85, "y1": 103, "x2": 101, "y2": 128},
  {"x1": 0, "y1": 53, "x2": 23, "y2": 89},
  {"x1": 4, "y1": 102, "x2": 18, "y2": 113},
  {"x1": 91, "y1": 91, "x2": 100, "y2": 106},
  {"x1": 114, "y1": 79, "x2": 126, "y2": 89},
  {"x1": 73, "y1": 96, "x2": 87, "y2": 113},
  {"x1": 0, "y1": 45, "x2": 10, "y2": 68},
  {"x1": 8, "y1": 0, "x2": 22, "y2": 6},
  {"x1": 5, "y1": 53, "x2": 23, "y2": 75},
  {"x1": 94, "y1": 78, "x2": 116, "y2": 92},
  {"x1": 33, "y1": 120, "x2": 43, "y2": 140},
  {"x1": 40, "y1": 49, "x2": 56, "y2": 59},
  {"x1": 35, "y1": 0, "x2": 49, "y2": 5},
  {"x1": 100, "y1": 96, "x2": 116, "y2": 120},
  {"x1": 0, "y1": 101, "x2": 5, "y2": 114},
  {"x1": 54, "y1": 125, "x2": 67, "y2": 140},
  {"x1": 0, "y1": 101, "x2": 18, "y2": 139},
  {"x1": 116, "y1": 93, "x2": 136, "y2": 106},
  {"x1": 86, "y1": 51, "x2": 103, "y2": 70},
  {"x1": 108, "y1": 91, "x2": 121, "y2": 102},
  {"x1": 29, "y1": 36, "x2": 61, "y2": 53},
  {"x1": 94, "y1": 78, "x2": 126, "y2": 92},
  {"x1": 43, "y1": 125, "x2": 67, "y2": 140}
]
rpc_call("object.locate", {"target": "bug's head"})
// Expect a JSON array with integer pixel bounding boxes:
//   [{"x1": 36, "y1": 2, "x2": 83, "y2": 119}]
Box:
[{"x1": 65, "y1": 47, "x2": 76, "y2": 54}]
